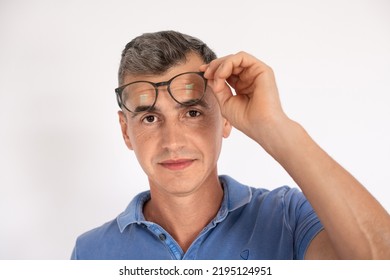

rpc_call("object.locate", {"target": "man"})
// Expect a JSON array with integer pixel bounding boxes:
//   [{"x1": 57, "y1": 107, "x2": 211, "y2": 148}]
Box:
[{"x1": 71, "y1": 31, "x2": 390, "y2": 259}]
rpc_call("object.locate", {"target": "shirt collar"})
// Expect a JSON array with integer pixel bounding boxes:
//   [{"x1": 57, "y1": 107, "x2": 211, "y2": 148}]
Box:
[{"x1": 116, "y1": 175, "x2": 252, "y2": 233}]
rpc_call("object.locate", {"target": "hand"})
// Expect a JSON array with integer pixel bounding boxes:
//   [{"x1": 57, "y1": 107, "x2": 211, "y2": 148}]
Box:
[
  {"x1": 204, "y1": 52, "x2": 390, "y2": 260},
  {"x1": 200, "y1": 52, "x2": 289, "y2": 144}
]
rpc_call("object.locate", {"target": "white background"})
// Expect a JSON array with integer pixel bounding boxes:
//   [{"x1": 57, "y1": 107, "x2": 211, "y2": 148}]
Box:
[{"x1": 0, "y1": 0, "x2": 389, "y2": 259}]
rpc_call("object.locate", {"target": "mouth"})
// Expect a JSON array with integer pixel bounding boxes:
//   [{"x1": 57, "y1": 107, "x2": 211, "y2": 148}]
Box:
[{"x1": 159, "y1": 159, "x2": 195, "y2": 171}]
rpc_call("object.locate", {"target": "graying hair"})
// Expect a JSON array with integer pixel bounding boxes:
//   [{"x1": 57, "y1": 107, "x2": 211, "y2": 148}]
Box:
[{"x1": 118, "y1": 31, "x2": 217, "y2": 84}]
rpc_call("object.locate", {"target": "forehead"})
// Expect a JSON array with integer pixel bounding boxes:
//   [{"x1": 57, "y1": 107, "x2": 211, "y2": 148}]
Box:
[{"x1": 122, "y1": 52, "x2": 206, "y2": 85}]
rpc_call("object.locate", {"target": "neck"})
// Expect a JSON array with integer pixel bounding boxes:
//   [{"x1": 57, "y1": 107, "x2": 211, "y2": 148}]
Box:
[{"x1": 143, "y1": 175, "x2": 223, "y2": 252}]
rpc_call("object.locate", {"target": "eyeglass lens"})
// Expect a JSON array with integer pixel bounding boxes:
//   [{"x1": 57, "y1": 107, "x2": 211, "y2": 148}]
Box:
[{"x1": 120, "y1": 72, "x2": 205, "y2": 112}]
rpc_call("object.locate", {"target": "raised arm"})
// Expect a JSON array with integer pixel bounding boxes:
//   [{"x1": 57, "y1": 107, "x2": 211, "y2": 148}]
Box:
[{"x1": 200, "y1": 52, "x2": 390, "y2": 259}]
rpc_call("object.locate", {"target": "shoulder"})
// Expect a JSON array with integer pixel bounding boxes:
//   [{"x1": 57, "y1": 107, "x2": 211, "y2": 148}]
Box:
[
  {"x1": 214, "y1": 176, "x2": 322, "y2": 259},
  {"x1": 71, "y1": 218, "x2": 121, "y2": 259},
  {"x1": 76, "y1": 218, "x2": 119, "y2": 243},
  {"x1": 220, "y1": 174, "x2": 303, "y2": 211},
  {"x1": 72, "y1": 190, "x2": 150, "y2": 260}
]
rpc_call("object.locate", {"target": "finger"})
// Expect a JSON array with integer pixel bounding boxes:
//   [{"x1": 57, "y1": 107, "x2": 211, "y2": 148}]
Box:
[
  {"x1": 226, "y1": 75, "x2": 240, "y2": 92},
  {"x1": 199, "y1": 64, "x2": 209, "y2": 72},
  {"x1": 204, "y1": 52, "x2": 260, "y2": 80},
  {"x1": 203, "y1": 55, "x2": 237, "y2": 81},
  {"x1": 203, "y1": 53, "x2": 261, "y2": 93},
  {"x1": 207, "y1": 79, "x2": 233, "y2": 112},
  {"x1": 200, "y1": 63, "x2": 227, "y2": 92}
]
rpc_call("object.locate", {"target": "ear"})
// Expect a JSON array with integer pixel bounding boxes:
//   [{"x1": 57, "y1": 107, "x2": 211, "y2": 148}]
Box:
[
  {"x1": 222, "y1": 117, "x2": 232, "y2": 138},
  {"x1": 118, "y1": 111, "x2": 133, "y2": 150}
]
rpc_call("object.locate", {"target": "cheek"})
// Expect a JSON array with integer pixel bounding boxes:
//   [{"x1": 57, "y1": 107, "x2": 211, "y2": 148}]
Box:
[
  {"x1": 131, "y1": 140, "x2": 155, "y2": 176},
  {"x1": 127, "y1": 127, "x2": 158, "y2": 161},
  {"x1": 194, "y1": 117, "x2": 225, "y2": 153},
  {"x1": 130, "y1": 129, "x2": 154, "y2": 147}
]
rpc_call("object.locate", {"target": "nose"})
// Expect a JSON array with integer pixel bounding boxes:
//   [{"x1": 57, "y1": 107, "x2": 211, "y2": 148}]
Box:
[
  {"x1": 153, "y1": 86, "x2": 188, "y2": 152},
  {"x1": 160, "y1": 118, "x2": 187, "y2": 152}
]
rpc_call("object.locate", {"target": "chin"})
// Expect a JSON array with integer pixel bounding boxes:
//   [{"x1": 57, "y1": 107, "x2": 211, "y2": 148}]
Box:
[{"x1": 150, "y1": 172, "x2": 206, "y2": 196}]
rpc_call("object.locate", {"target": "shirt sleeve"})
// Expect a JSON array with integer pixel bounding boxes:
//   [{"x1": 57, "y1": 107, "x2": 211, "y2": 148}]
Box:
[
  {"x1": 70, "y1": 242, "x2": 78, "y2": 260},
  {"x1": 283, "y1": 188, "x2": 324, "y2": 259}
]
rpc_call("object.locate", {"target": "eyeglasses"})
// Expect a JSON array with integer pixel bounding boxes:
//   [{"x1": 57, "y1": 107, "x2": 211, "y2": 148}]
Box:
[{"x1": 115, "y1": 72, "x2": 207, "y2": 113}]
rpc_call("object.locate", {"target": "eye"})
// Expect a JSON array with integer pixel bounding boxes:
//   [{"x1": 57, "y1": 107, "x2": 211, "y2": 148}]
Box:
[
  {"x1": 186, "y1": 110, "x2": 201, "y2": 118},
  {"x1": 142, "y1": 115, "x2": 158, "y2": 123}
]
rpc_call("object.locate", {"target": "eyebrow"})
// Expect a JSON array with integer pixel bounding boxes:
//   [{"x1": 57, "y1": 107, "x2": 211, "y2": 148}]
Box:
[
  {"x1": 130, "y1": 106, "x2": 159, "y2": 118},
  {"x1": 130, "y1": 99, "x2": 210, "y2": 118}
]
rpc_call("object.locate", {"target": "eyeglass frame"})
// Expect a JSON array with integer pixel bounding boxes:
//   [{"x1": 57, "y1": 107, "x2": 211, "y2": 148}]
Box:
[{"x1": 114, "y1": 71, "x2": 207, "y2": 113}]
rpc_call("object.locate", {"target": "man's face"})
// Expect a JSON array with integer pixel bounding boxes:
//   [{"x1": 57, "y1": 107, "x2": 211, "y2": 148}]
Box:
[{"x1": 118, "y1": 53, "x2": 231, "y2": 196}]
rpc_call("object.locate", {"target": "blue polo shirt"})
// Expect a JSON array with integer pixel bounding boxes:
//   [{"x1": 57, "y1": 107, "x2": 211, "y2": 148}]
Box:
[{"x1": 71, "y1": 175, "x2": 323, "y2": 260}]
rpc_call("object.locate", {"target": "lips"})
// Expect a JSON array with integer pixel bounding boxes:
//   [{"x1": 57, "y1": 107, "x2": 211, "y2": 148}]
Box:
[{"x1": 159, "y1": 159, "x2": 195, "y2": 171}]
